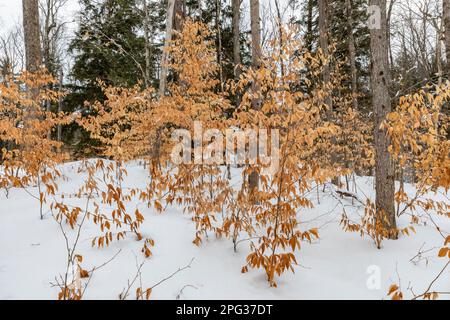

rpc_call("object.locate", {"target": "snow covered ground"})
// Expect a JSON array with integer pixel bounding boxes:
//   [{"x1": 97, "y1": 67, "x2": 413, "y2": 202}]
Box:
[{"x1": 0, "y1": 161, "x2": 448, "y2": 300}]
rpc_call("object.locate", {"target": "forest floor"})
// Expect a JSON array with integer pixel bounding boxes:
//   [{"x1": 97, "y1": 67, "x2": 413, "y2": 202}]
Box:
[{"x1": 0, "y1": 160, "x2": 449, "y2": 300}]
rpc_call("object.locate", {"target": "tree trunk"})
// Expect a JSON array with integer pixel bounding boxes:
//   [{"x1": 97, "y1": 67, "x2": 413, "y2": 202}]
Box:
[
  {"x1": 232, "y1": 0, "x2": 241, "y2": 80},
  {"x1": 159, "y1": 0, "x2": 185, "y2": 97},
  {"x1": 173, "y1": 0, "x2": 185, "y2": 33},
  {"x1": 250, "y1": 0, "x2": 262, "y2": 75},
  {"x1": 345, "y1": 0, "x2": 358, "y2": 110},
  {"x1": 229, "y1": 0, "x2": 242, "y2": 179},
  {"x1": 387, "y1": 0, "x2": 395, "y2": 68},
  {"x1": 216, "y1": 0, "x2": 224, "y2": 92},
  {"x1": 437, "y1": 22, "x2": 443, "y2": 85},
  {"x1": 306, "y1": 0, "x2": 314, "y2": 52},
  {"x1": 143, "y1": 0, "x2": 151, "y2": 88},
  {"x1": 318, "y1": 0, "x2": 332, "y2": 113},
  {"x1": 444, "y1": 0, "x2": 450, "y2": 75},
  {"x1": 274, "y1": 0, "x2": 285, "y2": 78},
  {"x1": 249, "y1": 0, "x2": 261, "y2": 197},
  {"x1": 369, "y1": 0, "x2": 397, "y2": 238},
  {"x1": 22, "y1": 0, "x2": 42, "y2": 72},
  {"x1": 57, "y1": 68, "x2": 63, "y2": 142},
  {"x1": 318, "y1": 0, "x2": 339, "y2": 186},
  {"x1": 159, "y1": 0, "x2": 176, "y2": 97}
]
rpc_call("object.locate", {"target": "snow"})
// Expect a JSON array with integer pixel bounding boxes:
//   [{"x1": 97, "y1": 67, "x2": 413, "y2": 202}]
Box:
[{"x1": 0, "y1": 160, "x2": 448, "y2": 300}]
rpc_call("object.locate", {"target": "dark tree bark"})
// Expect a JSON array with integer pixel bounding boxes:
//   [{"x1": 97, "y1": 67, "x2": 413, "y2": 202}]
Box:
[
  {"x1": 22, "y1": 0, "x2": 42, "y2": 72},
  {"x1": 143, "y1": 0, "x2": 151, "y2": 87},
  {"x1": 318, "y1": 0, "x2": 339, "y2": 186},
  {"x1": 369, "y1": 0, "x2": 397, "y2": 237},
  {"x1": 318, "y1": 0, "x2": 332, "y2": 112},
  {"x1": 306, "y1": 0, "x2": 314, "y2": 52},
  {"x1": 216, "y1": 0, "x2": 224, "y2": 92},
  {"x1": 173, "y1": 0, "x2": 185, "y2": 33},
  {"x1": 444, "y1": 0, "x2": 450, "y2": 75},
  {"x1": 345, "y1": 0, "x2": 358, "y2": 110}
]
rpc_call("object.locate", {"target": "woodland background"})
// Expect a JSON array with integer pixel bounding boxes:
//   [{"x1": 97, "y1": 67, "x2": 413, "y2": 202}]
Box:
[{"x1": 0, "y1": 0, "x2": 448, "y2": 300}]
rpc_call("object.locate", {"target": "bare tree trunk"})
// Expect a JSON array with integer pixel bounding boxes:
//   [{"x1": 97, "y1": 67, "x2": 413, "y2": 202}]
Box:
[
  {"x1": 318, "y1": 0, "x2": 332, "y2": 113},
  {"x1": 345, "y1": 0, "x2": 358, "y2": 110},
  {"x1": 57, "y1": 68, "x2": 63, "y2": 142},
  {"x1": 216, "y1": 0, "x2": 224, "y2": 92},
  {"x1": 229, "y1": 0, "x2": 242, "y2": 180},
  {"x1": 42, "y1": 0, "x2": 51, "y2": 72},
  {"x1": 370, "y1": 0, "x2": 397, "y2": 238},
  {"x1": 274, "y1": 0, "x2": 285, "y2": 78},
  {"x1": 318, "y1": 0, "x2": 339, "y2": 186},
  {"x1": 173, "y1": 0, "x2": 185, "y2": 33},
  {"x1": 159, "y1": 0, "x2": 176, "y2": 97},
  {"x1": 444, "y1": 0, "x2": 450, "y2": 75},
  {"x1": 23, "y1": 0, "x2": 42, "y2": 72},
  {"x1": 143, "y1": 0, "x2": 151, "y2": 88},
  {"x1": 250, "y1": 0, "x2": 262, "y2": 80},
  {"x1": 249, "y1": 0, "x2": 262, "y2": 196},
  {"x1": 387, "y1": 0, "x2": 396, "y2": 68},
  {"x1": 159, "y1": 0, "x2": 185, "y2": 97},
  {"x1": 437, "y1": 23, "x2": 444, "y2": 85},
  {"x1": 306, "y1": 0, "x2": 314, "y2": 52},
  {"x1": 232, "y1": 0, "x2": 241, "y2": 80}
]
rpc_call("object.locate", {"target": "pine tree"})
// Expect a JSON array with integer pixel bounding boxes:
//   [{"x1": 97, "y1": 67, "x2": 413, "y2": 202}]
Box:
[
  {"x1": 66, "y1": 0, "x2": 153, "y2": 157},
  {"x1": 69, "y1": 0, "x2": 147, "y2": 104}
]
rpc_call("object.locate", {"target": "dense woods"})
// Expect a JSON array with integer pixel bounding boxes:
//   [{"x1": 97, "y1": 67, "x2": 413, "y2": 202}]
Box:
[{"x1": 0, "y1": 0, "x2": 448, "y2": 300}]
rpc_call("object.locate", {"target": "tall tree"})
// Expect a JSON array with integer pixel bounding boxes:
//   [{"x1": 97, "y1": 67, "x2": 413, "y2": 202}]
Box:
[
  {"x1": 249, "y1": 0, "x2": 261, "y2": 195},
  {"x1": 173, "y1": 0, "x2": 185, "y2": 32},
  {"x1": 232, "y1": 0, "x2": 241, "y2": 81},
  {"x1": 250, "y1": 0, "x2": 262, "y2": 101},
  {"x1": 345, "y1": 0, "x2": 358, "y2": 110},
  {"x1": 305, "y1": 0, "x2": 315, "y2": 52},
  {"x1": 142, "y1": 0, "x2": 151, "y2": 87},
  {"x1": 159, "y1": 0, "x2": 176, "y2": 97},
  {"x1": 23, "y1": 0, "x2": 42, "y2": 72},
  {"x1": 369, "y1": 0, "x2": 397, "y2": 237},
  {"x1": 215, "y1": 0, "x2": 224, "y2": 91},
  {"x1": 319, "y1": 0, "x2": 341, "y2": 186},
  {"x1": 318, "y1": 0, "x2": 332, "y2": 112},
  {"x1": 444, "y1": 0, "x2": 450, "y2": 74},
  {"x1": 69, "y1": 0, "x2": 146, "y2": 102},
  {"x1": 66, "y1": 0, "x2": 146, "y2": 156}
]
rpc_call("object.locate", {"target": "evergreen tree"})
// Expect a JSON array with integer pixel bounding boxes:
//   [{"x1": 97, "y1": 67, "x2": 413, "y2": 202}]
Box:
[
  {"x1": 68, "y1": 0, "x2": 147, "y2": 104},
  {"x1": 66, "y1": 0, "x2": 156, "y2": 156}
]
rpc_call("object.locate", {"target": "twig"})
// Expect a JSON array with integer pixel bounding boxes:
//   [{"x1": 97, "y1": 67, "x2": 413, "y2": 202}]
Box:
[
  {"x1": 412, "y1": 260, "x2": 450, "y2": 300},
  {"x1": 82, "y1": 249, "x2": 122, "y2": 297},
  {"x1": 176, "y1": 284, "x2": 198, "y2": 300}
]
